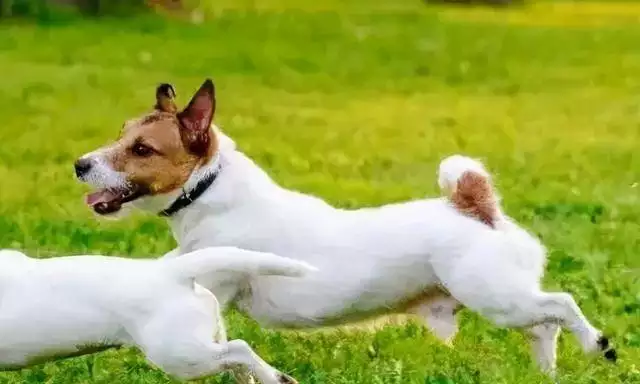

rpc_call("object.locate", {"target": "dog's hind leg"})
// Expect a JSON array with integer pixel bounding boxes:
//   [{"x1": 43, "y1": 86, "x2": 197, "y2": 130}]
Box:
[
  {"x1": 407, "y1": 293, "x2": 461, "y2": 346},
  {"x1": 454, "y1": 288, "x2": 616, "y2": 363},
  {"x1": 527, "y1": 323, "x2": 560, "y2": 376},
  {"x1": 523, "y1": 292, "x2": 615, "y2": 362}
]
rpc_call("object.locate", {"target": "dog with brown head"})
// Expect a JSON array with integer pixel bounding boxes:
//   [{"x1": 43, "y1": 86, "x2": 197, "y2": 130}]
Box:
[{"x1": 75, "y1": 79, "x2": 218, "y2": 216}]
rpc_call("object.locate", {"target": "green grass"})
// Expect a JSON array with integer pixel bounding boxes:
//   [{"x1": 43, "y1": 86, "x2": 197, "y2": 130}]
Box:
[{"x1": 0, "y1": 0, "x2": 639, "y2": 383}]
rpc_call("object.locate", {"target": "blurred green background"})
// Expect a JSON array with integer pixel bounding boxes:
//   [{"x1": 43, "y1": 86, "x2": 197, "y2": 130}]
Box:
[{"x1": 0, "y1": 0, "x2": 639, "y2": 383}]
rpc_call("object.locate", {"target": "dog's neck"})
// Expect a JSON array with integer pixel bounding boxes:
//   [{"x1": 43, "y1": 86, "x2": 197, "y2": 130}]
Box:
[
  {"x1": 130, "y1": 153, "x2": 223, "y2": 216},
  {"x1": 160, "y1": 129, "x2": 283, "y2": 249},
  {"x1": 179, "y1": 126, "x2": 237, "y2": 199},
  {"x1": 158, "y1": 154, "x2": 223, "y2": 217}
]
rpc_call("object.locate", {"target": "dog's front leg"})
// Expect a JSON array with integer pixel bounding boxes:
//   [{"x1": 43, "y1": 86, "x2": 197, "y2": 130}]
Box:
[
  {"x1": 148, "y1": 339, "x2": 295, "y2": 384},
  {"x1": 216, "y1": 315, "x2": 255, "y2": 384},
  {"x1": 528, "y1": 323, "x2": 560, "y2": 377},
  {"x1": 407, "y1": 291, "x2": 461, "y2": 346},
  {"x1": 210, "y1": 285, "x2": 257, "y2": 384},
  {"x1": 210, "y1": 303, "x2": 256, "y2": 384}
]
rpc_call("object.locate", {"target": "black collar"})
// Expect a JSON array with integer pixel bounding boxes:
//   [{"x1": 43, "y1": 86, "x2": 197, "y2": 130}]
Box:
[{"x1": 158, "y1": 162, "x2": 222, "y2": 217}]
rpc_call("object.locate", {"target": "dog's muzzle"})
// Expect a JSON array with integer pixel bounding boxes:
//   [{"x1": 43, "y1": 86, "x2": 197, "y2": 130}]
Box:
[{"x1": 74, "y1": 158, "x2": 94, "y2": 180}]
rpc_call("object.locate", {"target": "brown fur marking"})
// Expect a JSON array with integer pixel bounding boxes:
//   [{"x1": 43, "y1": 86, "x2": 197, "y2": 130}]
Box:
[
  {"x1": 140, "y1": 113, "x2": 167, "y2": 125},
  {"x1": 450, "y1": 171, "x2": 497, "y2": 228},
  {"x1": 99, "y1": 80, "x2": 218, "y2": 197},
  {"x1": 155, "y1": 83, "x2": 178, "y2": 114}
]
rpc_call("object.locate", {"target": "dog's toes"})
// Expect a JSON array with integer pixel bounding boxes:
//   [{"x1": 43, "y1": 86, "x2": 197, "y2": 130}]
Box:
[{"x1": 277, "y1": 372, "x2": 298, "y2": 384}]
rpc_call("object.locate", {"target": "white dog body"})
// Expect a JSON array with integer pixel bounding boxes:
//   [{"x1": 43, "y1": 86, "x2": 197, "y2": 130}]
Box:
[
  {"x1": 77, "y1": 81, "x2": 615, "y2": 376},
  {"x1": 0, "y1": 247, "x2": 310, "y2": 382},
  {"x1": 161, "y1": 143, "x2": 539, "y2": 328},
  {"x1": 155, "y1": 142, "x2": 614, "y2": 376}
]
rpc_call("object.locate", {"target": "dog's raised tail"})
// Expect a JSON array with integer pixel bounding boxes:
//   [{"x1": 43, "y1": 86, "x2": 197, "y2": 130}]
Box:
[
  {"x1": 438, "y1": 155, "x2": 501, "y2": 228},
  {"x1": 162, "y1": 247, "x2": 317, "y2": 283}
]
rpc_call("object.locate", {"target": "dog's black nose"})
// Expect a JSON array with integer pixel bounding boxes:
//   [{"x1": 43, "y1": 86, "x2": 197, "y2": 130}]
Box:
[{"x1": 74, "y1": 158, "x2": 93, "y2": 178}]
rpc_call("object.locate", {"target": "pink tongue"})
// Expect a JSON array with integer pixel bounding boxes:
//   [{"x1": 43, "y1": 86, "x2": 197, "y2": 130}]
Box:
[{"x1": 86, "y1": 190, "x2": 118, "y2": 206}]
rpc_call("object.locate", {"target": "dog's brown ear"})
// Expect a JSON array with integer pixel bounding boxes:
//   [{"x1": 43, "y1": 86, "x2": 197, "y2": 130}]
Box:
[
  {"x1": 155, "y1": 83, "x2": 178, "y2": 113},
  {"x1": 177, "y1": 79, "x2": 216, "y2": 156}
]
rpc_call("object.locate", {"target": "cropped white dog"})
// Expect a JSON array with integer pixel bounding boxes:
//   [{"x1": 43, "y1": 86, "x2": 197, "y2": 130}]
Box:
[
  {"x1": 0, "y1": 247, "x2": 312, "y2": 383},
  {"x1": 76, "y1": 80, "x2": 617, "y2": 378}
]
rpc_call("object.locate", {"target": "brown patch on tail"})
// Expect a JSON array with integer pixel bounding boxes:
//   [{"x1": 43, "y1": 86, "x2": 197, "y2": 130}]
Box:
[{"x1": 450, "y1": 171, "x2": 498, "y2": 228}]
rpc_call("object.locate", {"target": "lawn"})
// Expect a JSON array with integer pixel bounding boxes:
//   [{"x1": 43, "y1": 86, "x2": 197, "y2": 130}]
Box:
[{"x1": 0, "y1": 0, "x2": 639, "y2": 383}]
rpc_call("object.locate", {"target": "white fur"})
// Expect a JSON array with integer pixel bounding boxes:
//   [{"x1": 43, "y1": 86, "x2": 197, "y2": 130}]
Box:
[
  {"x1": 78, "y1": 149, "x2": 129, "y2": 191},
  {"x1": 80, "y1": 127, "x2": 611, "y2": 376},
  {"x1": 438, "y1": 154, "x2": 490, "y2": 195},
  {"x1": 0, "y1": 247, "x2": 312, "y2": 382}
]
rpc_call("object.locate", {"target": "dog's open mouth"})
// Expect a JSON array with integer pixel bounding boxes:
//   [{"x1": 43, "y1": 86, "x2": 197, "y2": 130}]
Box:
[{"x1": 85, "y1": 186, "x2": 145, "y2": 215}]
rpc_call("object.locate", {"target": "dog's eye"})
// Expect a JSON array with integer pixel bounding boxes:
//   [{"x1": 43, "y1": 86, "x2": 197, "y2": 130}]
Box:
[{"x1": 132, "y1": 143, "x2": 154, "y2": 157}]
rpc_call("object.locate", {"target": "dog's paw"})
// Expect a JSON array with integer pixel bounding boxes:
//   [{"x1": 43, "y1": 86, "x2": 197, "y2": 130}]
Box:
[
  {"x1": 604, "y1": 349, "x2": 617, "y2": 362},
  {"x1": 597, "y1": 335, "x2": 609, "y2": 350},
  {"x1": 276, "y1": 372, "x2": 298, "y2": 384},
  {"x1": 597, "y1": 336, "x2": 617, "y2": 363}
]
